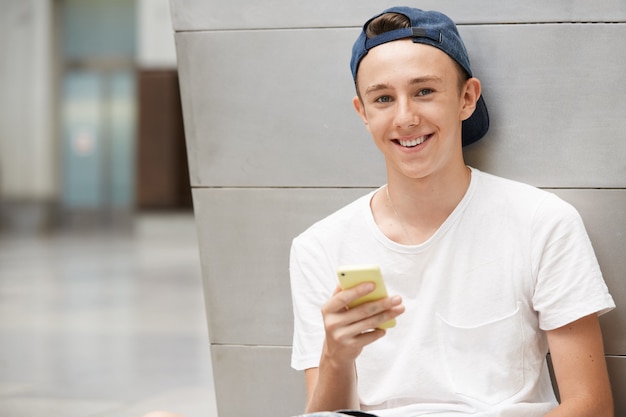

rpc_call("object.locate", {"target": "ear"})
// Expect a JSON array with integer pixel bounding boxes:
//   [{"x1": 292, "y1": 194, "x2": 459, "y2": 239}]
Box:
[
  {"x1": 352, "y1": 95, "x2": 371, "y2": 132},
  {"x1": 459, "y1": 77, "x2": 481, "y2": 121}
]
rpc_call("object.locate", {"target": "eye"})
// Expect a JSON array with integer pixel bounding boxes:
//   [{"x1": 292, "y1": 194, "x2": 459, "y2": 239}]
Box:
[
  {"x1": 417, "y1": 88, "x2": 434, "y2": 96},
  {"x1": 375, "y1": 95, "x2": 393, "y2": 103}
]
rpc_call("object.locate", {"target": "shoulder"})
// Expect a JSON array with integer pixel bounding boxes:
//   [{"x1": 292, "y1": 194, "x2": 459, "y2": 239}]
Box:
[
  {"x1": 472, "y1": 169, "x2": 577, "y2": 219},
  {"x1": 471, "y1": 170, "x2": 587, "y2": 250},
  {"x1": 473, "y1": 169, "x2": 550, "y2": 201}
]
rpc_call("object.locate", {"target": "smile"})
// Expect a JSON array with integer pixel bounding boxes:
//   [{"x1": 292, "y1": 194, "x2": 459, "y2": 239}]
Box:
[{"x1": 396, "y1": 135, "x2": 431, "y2": 148}]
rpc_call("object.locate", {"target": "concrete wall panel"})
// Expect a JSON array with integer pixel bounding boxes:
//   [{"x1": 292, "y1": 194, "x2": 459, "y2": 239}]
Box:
[
  {"x1": 176, "y1": 24, "x2": 626, "y2": 188},
  {"x1": 211, "y1": 345, "x2": 306, "y2": 417},
  {"x1": 175, "y1": 28, "x2": 383, "y2": 188},
  {"x1": 171, "y1": 0, "x2": 626, "y2": 31},
  {"x1": 463, "y1": 24, "x2": 626, "y2": 188}
]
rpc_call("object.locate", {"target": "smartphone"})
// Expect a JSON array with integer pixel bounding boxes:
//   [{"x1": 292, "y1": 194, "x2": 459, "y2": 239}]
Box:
[{"x1": 337, "y1": 264, "x2": 396, "y2": 329}]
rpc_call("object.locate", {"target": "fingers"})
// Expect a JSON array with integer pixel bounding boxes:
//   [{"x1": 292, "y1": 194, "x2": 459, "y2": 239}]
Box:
[
  {"x1": 326, "y1": 282, "x2": 376, "y2": 314},
  {"x1": 319, "y1": 276, "x2": 407, "y2": 369},
  {"x1": 348, "y1": 294, "x2": 404, "y2": 332},
  {"x1": 321, "y1": 283, "x2": 405, "y2": 360},
  {"x1": 326, "y1": 283, "x2": 404, "y2": 328}
]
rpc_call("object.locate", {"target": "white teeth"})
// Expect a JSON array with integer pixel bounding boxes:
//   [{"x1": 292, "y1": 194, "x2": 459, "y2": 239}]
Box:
[{"x1": 399, "y1": 136, "x2": 427, "y2": 147}]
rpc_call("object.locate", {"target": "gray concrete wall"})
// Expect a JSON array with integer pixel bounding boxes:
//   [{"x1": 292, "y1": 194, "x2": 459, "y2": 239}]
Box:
[{"x1": 170, "y1": 2, "x2": 626, "y2": 416}]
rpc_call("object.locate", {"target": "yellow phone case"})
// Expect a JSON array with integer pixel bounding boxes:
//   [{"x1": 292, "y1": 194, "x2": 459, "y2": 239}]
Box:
[{"x1": 337, "y1": 264, "x2": 396, "y2": 329}]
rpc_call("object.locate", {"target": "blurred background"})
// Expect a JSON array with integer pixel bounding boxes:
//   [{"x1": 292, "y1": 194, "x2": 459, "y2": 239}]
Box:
[
  {"x1": 1, "y1": 0, "x2": 191, "y2": 230},
  {"x1": 0, "y1": 0, "x2": 216, "y2": 416}
]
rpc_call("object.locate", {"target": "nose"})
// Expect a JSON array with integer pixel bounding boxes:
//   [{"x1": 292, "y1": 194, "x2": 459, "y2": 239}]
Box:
[{"x1": 393, "y1": 97, "x2": 419, "y2": 129}]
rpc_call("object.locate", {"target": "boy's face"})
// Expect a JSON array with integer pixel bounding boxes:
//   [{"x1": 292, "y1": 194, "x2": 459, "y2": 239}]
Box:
[{"x1": 353, "y1": 39, "x2": 479, "y2": 181}]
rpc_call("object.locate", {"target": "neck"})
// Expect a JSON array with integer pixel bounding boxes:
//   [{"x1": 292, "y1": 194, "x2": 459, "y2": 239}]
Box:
[{"x1": 374, "y1": 164, "x2": 472, "y2": 245}]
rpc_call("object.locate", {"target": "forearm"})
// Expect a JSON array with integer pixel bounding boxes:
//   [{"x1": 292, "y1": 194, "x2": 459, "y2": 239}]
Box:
[
  {"x1": 543, "y1": 396, "x2": 613, "y2": 417},
  {"x1": 304, "y1": 283, "x2": 404, "y2": 412},
  {"x1": 306, "y1": 346, "x2": 360, "y2": 413},
  {"x1": 545, "y1": 314, "x2": 614, "y2": 417}
]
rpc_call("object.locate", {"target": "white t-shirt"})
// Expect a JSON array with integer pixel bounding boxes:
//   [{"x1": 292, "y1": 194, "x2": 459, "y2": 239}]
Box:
[{"x1": 289, "y1": 168, "x2": 615, "y2": 417}]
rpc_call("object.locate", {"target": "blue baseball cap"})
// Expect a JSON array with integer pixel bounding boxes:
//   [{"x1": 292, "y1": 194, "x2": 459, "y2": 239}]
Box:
[{"x1": 350, "y1": 6, "x2": 489, "y2": 146}]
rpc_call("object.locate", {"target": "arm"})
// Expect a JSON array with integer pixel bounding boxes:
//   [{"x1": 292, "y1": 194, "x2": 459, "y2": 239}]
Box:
[
  {"x1": 304, "y1": 283, "x2": 404, "y2": 413},
  {"x1": 544, "y1": 313, "x2": 613, "y2": 417}
]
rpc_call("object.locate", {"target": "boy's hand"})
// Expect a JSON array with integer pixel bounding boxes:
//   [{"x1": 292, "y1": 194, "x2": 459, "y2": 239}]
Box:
[{"x1": 320, "y1": 283, "x2": 404, "y2": 364}]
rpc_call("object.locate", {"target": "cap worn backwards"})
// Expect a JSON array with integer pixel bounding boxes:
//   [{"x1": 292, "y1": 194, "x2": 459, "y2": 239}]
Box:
[{"x1": 350, "y1": 6, "x2": 489, "y2": 147}]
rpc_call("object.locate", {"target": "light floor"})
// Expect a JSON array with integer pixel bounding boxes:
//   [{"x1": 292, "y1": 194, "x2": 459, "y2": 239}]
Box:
[{"x1": 0, "y1": 213, "x2": 218, "y2": 417}]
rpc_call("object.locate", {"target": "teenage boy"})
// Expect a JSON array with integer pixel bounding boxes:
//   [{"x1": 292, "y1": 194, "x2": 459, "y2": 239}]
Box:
[{"x1": 290, "y1": 6, "x2": 615, "y2": 417}]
